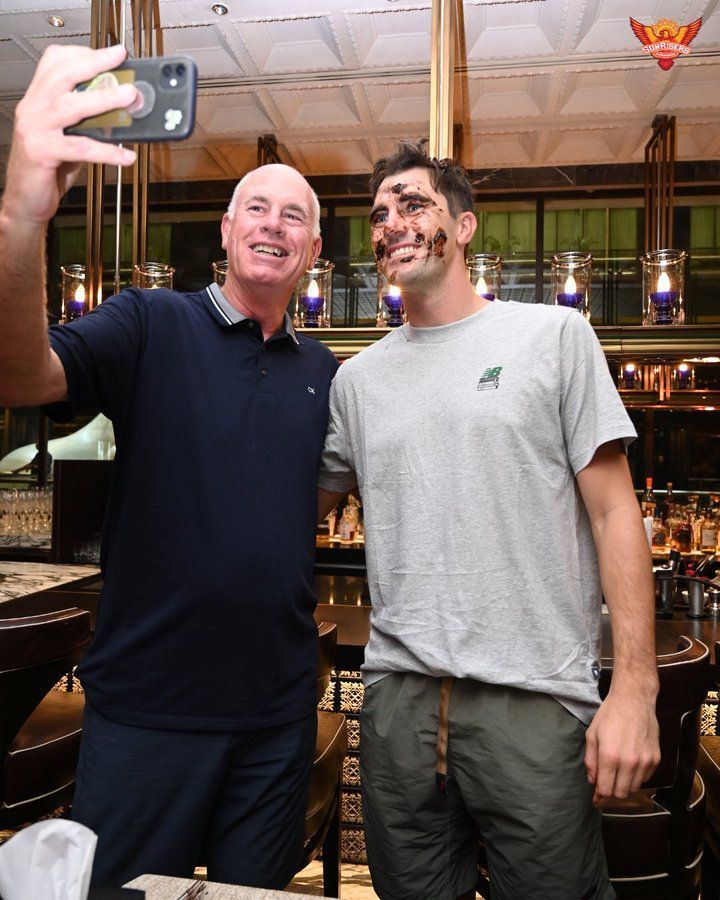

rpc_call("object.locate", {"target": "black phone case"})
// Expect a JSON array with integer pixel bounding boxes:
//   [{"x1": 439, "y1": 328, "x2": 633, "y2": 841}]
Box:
[{"x1": 65, "y1": 55, "x2": 197, "y2": 144}]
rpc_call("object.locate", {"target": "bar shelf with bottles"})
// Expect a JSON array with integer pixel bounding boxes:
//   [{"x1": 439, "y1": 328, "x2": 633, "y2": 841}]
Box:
[
  {"x1": 640, "y1": 479, "x2": 720, "y2": 578},
  {"x1": 316, "y1": 494, "x2": 366, "y2": 573}
]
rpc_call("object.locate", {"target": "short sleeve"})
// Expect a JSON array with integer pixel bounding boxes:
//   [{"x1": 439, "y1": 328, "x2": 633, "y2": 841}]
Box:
[
  {"x1": 559, "y1": 312, "x2": 637, "y2": 475},
  {"x1": 318, "y1": 374, "x2": 358, "y2": 493},
  {"x1": 44, "y1": 289, "x2": 147, "y2": 423}
]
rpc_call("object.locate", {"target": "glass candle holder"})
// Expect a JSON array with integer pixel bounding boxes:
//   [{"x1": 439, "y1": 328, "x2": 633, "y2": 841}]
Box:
[
  {"x1": 376, "y1": 274, "x2": 406, "y2": 328},
  {"x1": 618, "y1": 362, "x2": 639, "y2": 390},
  {"x1": 293, "y1": 259, "x2": 333, "y2": 328},
  {"x1": 550, "y1": 252, "x2": 592, "y2": 317},
  {"x1": 212, "y1": 260, "x2": 228, "y2": 287},
  {"x1": 466, "y1": 254, "x2": 502, "y2": 301},
  {"x1": 673, "y1": 362, "x2": 695, "y2": 390},
  {"x1": 133, "y1": 262, "x2": 175, "y2": 290},
  {"x1": 640, "y1": 249, "x2": 686, "y2": 326},
  {"x1": 60, "y1": 264, "x2": 87, "y2": 322}
]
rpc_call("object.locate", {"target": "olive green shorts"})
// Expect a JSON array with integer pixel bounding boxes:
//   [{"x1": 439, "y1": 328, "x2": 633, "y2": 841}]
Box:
[{"x1": 360, "y1": 672, "x2": 615, "y2": 900}]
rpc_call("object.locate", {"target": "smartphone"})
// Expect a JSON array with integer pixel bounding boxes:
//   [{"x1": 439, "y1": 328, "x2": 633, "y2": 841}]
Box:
[{"x1": 64, "y1": 55, "x2": 197, "y2": 143}]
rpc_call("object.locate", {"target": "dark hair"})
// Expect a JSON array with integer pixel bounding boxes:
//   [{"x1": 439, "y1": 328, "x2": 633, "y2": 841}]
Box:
[{"x1": 369, "y1": 140, "x2": 474, "y2": 217}]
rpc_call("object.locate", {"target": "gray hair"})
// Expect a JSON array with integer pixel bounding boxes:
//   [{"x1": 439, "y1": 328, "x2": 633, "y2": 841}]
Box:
[{"x1": 226, "y1": 165, "x2": 321, "y2": 239}]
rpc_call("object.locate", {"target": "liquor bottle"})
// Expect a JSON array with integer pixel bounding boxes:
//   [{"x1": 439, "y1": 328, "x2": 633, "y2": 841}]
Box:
[
  {"x1": 699, "y1": 508, "x2": 720, "y2": 553},
  {"x1": 671, "y1": 505, "x2": 693, "y2": 553},
  {"x1": 337, "y1": 509, "x2": 354, "y2": 542},
  {"x1": 659, "y1": 482, "x2": 674, "y2": 525},
  {"x1": 651, "y1": 515, "x2": 668, "y2": 549},
  {"x1": 640, "y1": 477, "x2": 656, "y2": 517}
]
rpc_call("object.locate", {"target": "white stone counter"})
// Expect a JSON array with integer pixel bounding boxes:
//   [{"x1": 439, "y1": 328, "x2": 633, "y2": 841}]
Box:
[{"x1": 0, "y1": 561, "x2": 100, "y2": 604}]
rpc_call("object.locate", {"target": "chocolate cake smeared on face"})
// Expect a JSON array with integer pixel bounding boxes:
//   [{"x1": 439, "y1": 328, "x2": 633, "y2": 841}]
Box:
[{"x1": 429, "y1": 229, "x2": 447, "y2": 256}]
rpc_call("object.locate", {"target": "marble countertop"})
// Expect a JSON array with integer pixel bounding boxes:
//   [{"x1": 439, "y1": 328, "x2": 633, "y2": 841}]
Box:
[
  {"x1": 126, "y1": 874, "x2": 324, "y2": 899},
  {"x1": 0, "y1": 561, "x2": 100, "y2": 603}
]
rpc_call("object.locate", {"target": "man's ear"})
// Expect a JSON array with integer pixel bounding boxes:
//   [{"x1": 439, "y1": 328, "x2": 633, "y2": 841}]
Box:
[
  {"x1": 457, "y1": 210, "x2": 477, "y2": 248},
  {"x1": 309, "y1": 235, "x2": 322, "y2": 268},
  {"x1": 220, "y1": 213, "x2": 230, "y2": 250}
]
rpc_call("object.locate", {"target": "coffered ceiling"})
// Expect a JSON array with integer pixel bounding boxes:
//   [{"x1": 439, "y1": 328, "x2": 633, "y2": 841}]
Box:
[{"x1": 0, "y1": 0, "x2": 719, "y2": 187}]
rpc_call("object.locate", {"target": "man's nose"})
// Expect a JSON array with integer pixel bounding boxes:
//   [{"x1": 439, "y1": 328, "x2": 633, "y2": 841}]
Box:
[
  {"x1": 262, "y1": 207, "x2": 285, "y2": 234},
  {"x1": 383, "y1": 206, "x2": 404, "y2": 233}
]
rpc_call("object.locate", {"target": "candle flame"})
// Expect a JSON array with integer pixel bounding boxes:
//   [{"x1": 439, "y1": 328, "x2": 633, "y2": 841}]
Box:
[
  {"x1": 306, "y1": 278, "x2": 320, "y2": 298},
  {"x1": 74, "y1": 283, "x2": 86, "y2": 304},
  {"x1": 657, "y1": 271, "x2": 671, "y2": 292},
  {"x1": 387, "y1": 284, "x2": 402, "y2": 297},
  {"x1": 677, "y1": 363, "x2": 689, "y2": 373},
  {"x1": 475, "y1": 276, "x2": 488, "y2": 296},
  {"x1": 564, "y1": 274, "x2": 577, "y2": 294},
  {"x1": 625, "y1": 363, "x2": 636, "y2": 373}
]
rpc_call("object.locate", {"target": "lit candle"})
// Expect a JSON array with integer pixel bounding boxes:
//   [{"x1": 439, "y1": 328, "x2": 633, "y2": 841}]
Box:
[
  {"x1": 676, "y1": 363, "x2": 691, "y2": 389},
  {"x1": 66, "y1": 283, "x2": 86, "y2": 321},
  {"x1": 300, "y1": 278, "x2": 323, "y2": 327},
  {"x1": 622, "y1": 362, "x2": 637, "y2": 389},
  {"x1": 474, "y1": 275, "x2": 495, "y2": 301},
  {"x1": 382, "y1": 284, "x2": 404, "y2": 327},
  {"x1": 649, "y1": 271, "x2": 677, "y2": 325},
  {"x1": 556, "y1": 273, "x2": 584, "y2": 310}
]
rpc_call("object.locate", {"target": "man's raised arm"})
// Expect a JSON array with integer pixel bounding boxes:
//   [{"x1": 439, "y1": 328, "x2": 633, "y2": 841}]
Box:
[{"x1": 0, "y1": 44, "x2": 138, "y2": 408}]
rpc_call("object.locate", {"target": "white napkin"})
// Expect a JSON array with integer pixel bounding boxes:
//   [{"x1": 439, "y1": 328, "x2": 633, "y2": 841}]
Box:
[{"x1": 0, "y1": 820, "x2": 97, "y2": 900}]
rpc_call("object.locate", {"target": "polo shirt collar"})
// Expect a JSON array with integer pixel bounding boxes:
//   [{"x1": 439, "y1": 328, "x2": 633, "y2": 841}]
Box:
[{"x1": 204, "y1": 282, "x2": 299, "y2": 345}]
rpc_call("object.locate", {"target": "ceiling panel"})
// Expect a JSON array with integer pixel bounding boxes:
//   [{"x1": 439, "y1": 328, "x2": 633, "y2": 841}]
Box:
[
  {"x1": 657, "y1": 63, "x2": 720, "y2": 112},
  {"x1": 212, "y1": 142, "x2": 257, "y2": 178},
  {"x1": 363, "y1": 80, "x2": 430, "y2": 126},
  {"x1": 292, "y1": 138, "x2": 373, "y2": 174},
  {"x1": 196, "y1": 92, "x2": 275, "y2": 135},
  {"x1": 233, "y1": 15, "x2": 344, "y2": 74},
  {"x1": 468, "y1": 73, "x2": 552, "y2": 119},
  {"x1": 271, "y1": 84, "x2": 361, "y2": 130},
  {"x1": 468, "y1": 130, "x2": 539, "y2": 166},
  {"x1": 150, "y1": 145, "x2": 230, "y2": 181},
  {"x1": 345, "y1": 7, "x2": 431, "y2": 68},
  {"x1": 161, "y1": 25, "x2": 243, "y2": 79}
]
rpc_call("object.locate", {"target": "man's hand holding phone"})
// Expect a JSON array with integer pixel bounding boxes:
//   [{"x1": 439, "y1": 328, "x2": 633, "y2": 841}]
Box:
[{"x1": 4, "y1": 44, "x2": 138, "y2": 227}]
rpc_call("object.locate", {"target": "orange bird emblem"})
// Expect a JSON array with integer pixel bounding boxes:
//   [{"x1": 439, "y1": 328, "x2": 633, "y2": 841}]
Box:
[{"x1": 629, "y1": 16, "x2": 703, "y2": 70}]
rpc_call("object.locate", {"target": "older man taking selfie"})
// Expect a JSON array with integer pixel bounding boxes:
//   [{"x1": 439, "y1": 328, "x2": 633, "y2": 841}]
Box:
[{"x1": 0, "y1": 43, "x2": 338, "y2": 889}]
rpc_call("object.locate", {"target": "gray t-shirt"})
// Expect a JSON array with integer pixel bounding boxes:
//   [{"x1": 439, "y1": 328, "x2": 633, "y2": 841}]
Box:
[{"x1": 318, "y1": 300, "x2": 636, "y2": 722}]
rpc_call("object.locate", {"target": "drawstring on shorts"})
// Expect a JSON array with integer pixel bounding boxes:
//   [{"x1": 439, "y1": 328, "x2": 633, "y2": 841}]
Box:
[{"x1": 435, "y1": 676, "x2": 454, "y2": 795}]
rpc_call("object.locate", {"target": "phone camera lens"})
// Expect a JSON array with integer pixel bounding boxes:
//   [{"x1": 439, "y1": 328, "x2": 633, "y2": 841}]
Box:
[
  {"x1": 162, "y1": 64, "x2": 172, "y2": 78},
  {"x1": 175, "y1": 64, "x2": 186, "y2": 78}
]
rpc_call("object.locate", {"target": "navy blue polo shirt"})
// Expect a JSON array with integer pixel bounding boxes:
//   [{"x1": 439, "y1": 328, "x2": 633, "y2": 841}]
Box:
[{"x1": 46, "y1": 284, "x2": 339, "y2": 731}]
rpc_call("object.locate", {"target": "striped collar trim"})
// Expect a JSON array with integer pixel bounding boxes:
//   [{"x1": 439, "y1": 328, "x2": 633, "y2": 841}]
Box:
[{"x1": 205, "y1": 282, "x2": 299, "y2": 344}]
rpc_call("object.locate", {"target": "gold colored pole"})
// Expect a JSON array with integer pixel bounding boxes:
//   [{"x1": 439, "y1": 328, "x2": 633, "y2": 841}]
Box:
[
  {"x1": 130, "y1": 0, "x2": 152, "y2": 271},
  {"x1": 85, "y1": 0, "x2": 109, "y2": 310},
  {"x1": 429, "y1": 0, "x2": 455, "y2": 160}
]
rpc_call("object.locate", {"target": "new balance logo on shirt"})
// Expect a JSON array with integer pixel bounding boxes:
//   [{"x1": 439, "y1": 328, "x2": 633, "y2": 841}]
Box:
[{"x1": 477, "y1": 366, "x2": 503, "y2": 391}]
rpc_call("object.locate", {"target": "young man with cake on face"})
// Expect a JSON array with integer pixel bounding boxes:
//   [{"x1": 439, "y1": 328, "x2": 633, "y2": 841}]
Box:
[{"x1": 317, "y1": 141, "x2": 660, "y2": 900}]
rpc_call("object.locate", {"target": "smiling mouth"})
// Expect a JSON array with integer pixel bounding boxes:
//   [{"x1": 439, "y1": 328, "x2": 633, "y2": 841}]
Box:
[
  {"x1": 250, "y1": 243, "x2": 288, "y2": 258},
  {"x1": 387, "y1": 246, "x2": 417, "y2": 263}
]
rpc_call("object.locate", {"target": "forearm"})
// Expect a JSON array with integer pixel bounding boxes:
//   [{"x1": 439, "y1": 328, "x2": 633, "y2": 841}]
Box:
[
  {"x1": 318, "y1": 487, "x2": 350, "y2": 523},
  {"x1": 592, "y1": 502, "x2": 658, "y2": 700},
  {"x1": 0, "y1": 208, "x2": 54, "y2": 404}
]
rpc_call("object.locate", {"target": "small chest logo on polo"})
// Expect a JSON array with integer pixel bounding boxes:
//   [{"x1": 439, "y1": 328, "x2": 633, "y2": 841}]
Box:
[
  {"x1": 477, "y1": 366, "x2": 503, "y2": 391},
  {"x1": 307, "y1": 386, "x2": 316, "y2": 395}
]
